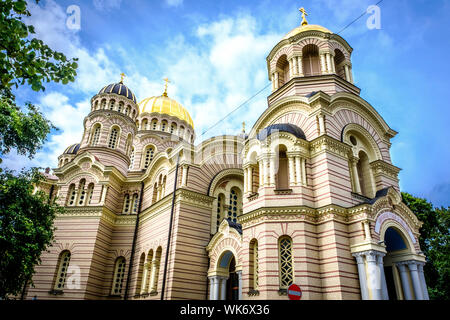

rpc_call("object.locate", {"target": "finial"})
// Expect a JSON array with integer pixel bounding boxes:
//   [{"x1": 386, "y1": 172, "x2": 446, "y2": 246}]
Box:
[
  {"x1": 163, "y1": 77, "x2": 171, "y2": 97},
  {"x1": 120, "y1": 72, "x2": 126, "y2": 84},
  {"x1": 299, "y1": 7, "x2": 308, "y2": 26},
  {"x1": 242, "y1": 121, "x2": 246, "y2": 133}
]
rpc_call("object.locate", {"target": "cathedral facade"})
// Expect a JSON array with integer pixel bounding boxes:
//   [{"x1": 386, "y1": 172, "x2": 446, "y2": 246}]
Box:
[{"x1": 27, "y1": 16, "x2": 429, "y2": 300}]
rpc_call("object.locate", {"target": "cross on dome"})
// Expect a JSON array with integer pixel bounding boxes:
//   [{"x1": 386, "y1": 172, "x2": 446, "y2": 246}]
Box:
[
  {"x1": 299, "y1": 7, "x2": 308, "y2": 26},
  {"x1": 163, "y1": 77, "x2": 171, "y2": 97},
  {"x1": 120, "y1": 72, "x2": 126, "y2": 84}
]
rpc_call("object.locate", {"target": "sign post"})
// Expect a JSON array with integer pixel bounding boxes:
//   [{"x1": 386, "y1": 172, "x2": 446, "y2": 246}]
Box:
[{"x1": 288, "y1": 284, "x2": 302, "y2": 300}]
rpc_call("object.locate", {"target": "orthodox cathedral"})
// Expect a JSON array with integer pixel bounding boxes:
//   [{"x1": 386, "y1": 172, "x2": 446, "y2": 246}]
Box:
[{"x1": 26, "y1": 11, "x2": 429, "y2": 300}]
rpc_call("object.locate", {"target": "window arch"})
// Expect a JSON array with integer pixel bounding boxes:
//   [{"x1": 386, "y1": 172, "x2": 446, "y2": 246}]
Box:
[
  {"x1": 125, "y1": 106, "x2": 131, "y2": 116},
  {"x1": 170, "y1": 123, "x2": 177, "y2": 134},
  {"x1": 142, "y1": 145, "x2": 155, "y2": 169},
  {"x1": 275, "y1": 145, "x2": 289, "y2": 190},
  {"x1": 249, "y1": 239, "x2": 259, "y2": 291},
  {"x1": 86, "y1": 183, "x2": 94, "y2": 205},
  {"x1": 161, "y1": 120, "x2": 168, "y2": 132},
  {"x1": 141, "y1": 119, "x2": 148, "y2": 130},
  {"x1": 276, "y1": 54, "x2": 289, "y2": 87},
  {"x1": 215, "y1": 193, "x2": 225, "y2": 232},
  {"x1": 108, "y1": 126, "x2": 120, "y2": 149},
  {"x1": 278, "y1": 236, "x2": 293, "y2": 289},
  {"x1": 90, "y1": 123, "x2": 101, "y2": 146},
  {"x1": 53, "y1": 250, "x2": 71, "y2": 290},
  {"x1": 334, "y1": 49, "x2": 346, "y2": 80},
  {"x1": 151, "y1": 119, "x2": 158, "y2": 130},
  {"x1": 123, "y1": 194, "x2": 131, "y2": 214},
  {"x1": 109, "y1": 99, "x2": 115, "y2": 111},
  {"x1": 93, "y1": 100, "x2": 98, "y2": 111},
  {"x1": 302, "y1": 44, "x2": 321, "y2": 76},
  {"x1": 149, "y1": 247, "x2": 162, "y2": 293},
  {"x1": 227, "y1": 187, "x2": 241, "y2": 223},
  {"x1": 77, "y1": 179, "x2": 86, "y2": 206},
  {"x1": 132, "y1": 110, "x2": 136, "y2": 119},
  {"x1": 118, "y1": 101, "x2": 124, "y2": 113},
  {"x1": 131, "y1": 193, "x2": 139, "y2": 214},
  {"x1": 101, "y1": 99, "x2": 106, "y2": 109},
  {"x1": 135, "y1": 253, "x2": 146, "y2": 295},
  {"x1": 67, "y1": 184, "x2": 76, "y2": 206},
  {"x1": 111, "y1": 257, "x2": 126, "y2": 296}
]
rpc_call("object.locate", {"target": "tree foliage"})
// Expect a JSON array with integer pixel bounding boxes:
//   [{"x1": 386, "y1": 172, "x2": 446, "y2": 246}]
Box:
[
  {"x1": 0, "y1": 169, "x2": 63, "y2": 299},
  {"x1": 402, "y1": 192, "x2": 450, "y2": 300},
  {"x1": 0, "y1": 0, "x2": 78, "y2": 298}
]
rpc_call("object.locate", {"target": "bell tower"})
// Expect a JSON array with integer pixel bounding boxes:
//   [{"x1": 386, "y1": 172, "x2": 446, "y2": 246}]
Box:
[{"x1": 266, "y1": 9, "x2": 359, "y2": 105}]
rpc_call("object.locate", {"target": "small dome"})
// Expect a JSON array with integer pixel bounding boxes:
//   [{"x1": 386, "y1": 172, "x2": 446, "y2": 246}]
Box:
[
  {"x1": 282, "y1": 24, "x2": 332, "y2": 40},
  {"x1": 139, "y1": 95, "x2": 194, "y2": 129},
  {"x1": 98, "y1": 82, "x2": 137, "y2": 103},
  {"x1": 257, "y1": 123, "x2": 306, "y2": 141},
  {"x1": 63, "y1": 143, "x2": 81, "y2": 155}
]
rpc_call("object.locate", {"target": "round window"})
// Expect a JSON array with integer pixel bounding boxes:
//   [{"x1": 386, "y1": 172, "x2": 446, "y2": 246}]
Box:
[{"x1": 350, "y1": 135, "x2": 357, "y2": 146}]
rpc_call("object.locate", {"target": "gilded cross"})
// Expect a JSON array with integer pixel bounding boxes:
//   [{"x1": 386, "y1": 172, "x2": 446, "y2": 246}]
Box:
[
  {"x1": 242, "y1": 121, "x2": 246, "y2": 132},
  {"x1": 120, "y1": 72, "x2": 126, "y2": 83},
  {"x1": 163, "y1": 77, "x2": 171, "y2": 96},
  {"x1": 299, "y1": 7, "x2": 308, "y2": 26}
]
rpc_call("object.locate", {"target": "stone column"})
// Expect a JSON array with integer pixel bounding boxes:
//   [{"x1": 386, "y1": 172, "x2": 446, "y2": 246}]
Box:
[
  {"x1": 344, "y1": 64, "x2": 351, "y2": 82},
  {"x1": 408, "y1": 261, "x2": 424, "y2": 300},
  {"x1": 350, "y1": 157, "x2": 362, "y2": 194},
  {"x1": 349, "y1": 66, "x2": 354, "y2": 83},
  {"x1": 366, "y1": 251, "x2": 382, "y2": 300},
  {"x1": 295, "y1": 156, "x2": 301, "y2": 186},
  {"x1": 353, "y1": 253, "x2": 369, "y2": 300},
  {"x1": 326, "y1": 53, "x2": 332, "y2": 74},
  {"x1": 288, "y1": 156, "x2": 295, "y2": 187},
  {"x1": 331, "y1": 54, "x2": 336, "y2": 73},
  {"x1": 301, "y1": 158, "x2": 307, "y2": 186},
  {"x1": 377, "y1": 254, "x2": 389, "y2": 300},
  {"x1": 213, "y1": 276, "x2": 220, "y2": 300},
  {"x1": 274, "y1": 72, "x2": 279, "y2": 90},
  {"x1": 396, "y1": 262, "x2": 413, "y2": 300},
  {"x1": 269, "y1": 156, "x2": 275, "y2": 186},
  {"x1": 247, "y1": 166, "x2": 253, "y2": 194},
  {"x1": 297, "y1": 56, "x2": 303, "y2": 76},
  {"x1": 209, "y1": 277, "x2": 215, "y2": 300},
  {"x1": 293, "y1": 56, "x2": 298, "y2": 76},
  {"x1": 237, "y1": 271, "x2": 243, "y2": 300},
  {"x1": 288, "y1": 58, "x2": 293, "y2": 79},
  {"x1": 320, "y1": 54, "x2": 327, "y2": 75},
  {"x1": 318, "y1": 115, "x2": 325, "y2": 135},
  {"x1": 220, "y1": 277, "x2": 227, "y2": 300},
  {"x1": 417, "y1": 263, "x2": 429, "y2": 300},
  {"x1": 243, "y1": 166, "x2": 248, "y2": 194},
  {"x1": 181, "y1": 165, "x2": 188, "y2": 186},
  {"x1": 259, "y1": 160, "x2": 264, "y2": 188},
  {"x1": 263, "y1": 158, "x2": 269, "y2": 186}
]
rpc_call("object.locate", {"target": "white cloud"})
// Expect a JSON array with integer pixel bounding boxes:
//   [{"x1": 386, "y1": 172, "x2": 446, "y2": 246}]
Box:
[
  {"x1": 93, "y1": 0, "x2": 122, "y2": 11},
  {"x1": 166, "y1": 0, "x2": 183, "y2": 8}
]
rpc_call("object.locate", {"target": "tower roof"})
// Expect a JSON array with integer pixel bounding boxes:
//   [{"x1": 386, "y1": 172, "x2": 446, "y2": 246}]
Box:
[{"x1": 98, "y1": 82, "x2": 137, "y2": 103}]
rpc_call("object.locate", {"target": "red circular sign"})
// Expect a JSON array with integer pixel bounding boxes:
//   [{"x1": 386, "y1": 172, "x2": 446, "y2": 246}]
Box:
[{"x1": 288, "y1": 284, "x2": 302, "y2": 300}]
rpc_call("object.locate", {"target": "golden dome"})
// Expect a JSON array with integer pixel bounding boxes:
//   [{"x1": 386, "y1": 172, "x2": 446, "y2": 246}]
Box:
[
  {"x1": 138, "y1": 95, "x2": 194, "y2": 129},
  {"x1": 282, "y1": 24, "x2": 332, "y2": 40}
]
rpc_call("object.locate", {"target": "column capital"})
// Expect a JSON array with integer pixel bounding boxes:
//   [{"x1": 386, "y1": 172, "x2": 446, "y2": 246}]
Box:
[{"x1": 352, "y1": 252, "x2": 365, "y2": 264}]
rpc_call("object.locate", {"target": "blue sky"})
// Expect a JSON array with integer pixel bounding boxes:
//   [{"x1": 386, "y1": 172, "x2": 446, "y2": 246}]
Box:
[{"x1": 2, "y1": 0, "x2": 449, "y2": 208}]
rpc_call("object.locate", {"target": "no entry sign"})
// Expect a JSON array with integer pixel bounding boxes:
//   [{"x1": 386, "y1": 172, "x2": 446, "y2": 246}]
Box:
[{"x1": 288, "y1": 284, "x2": 302, "y2": 300}]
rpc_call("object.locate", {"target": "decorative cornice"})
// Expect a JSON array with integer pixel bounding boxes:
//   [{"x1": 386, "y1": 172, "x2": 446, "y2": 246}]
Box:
[{"x1": 309, "y1": 135, "x2": 353, "y2": 159}]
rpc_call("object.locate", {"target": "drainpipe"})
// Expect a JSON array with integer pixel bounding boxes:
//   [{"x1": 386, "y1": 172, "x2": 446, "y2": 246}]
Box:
[
  {"x1": 161, "y1": 153, "x2": 180, "y2": 300},
  {"x1": 124, "y1": 181, "x2": 145, "y2": 300}
]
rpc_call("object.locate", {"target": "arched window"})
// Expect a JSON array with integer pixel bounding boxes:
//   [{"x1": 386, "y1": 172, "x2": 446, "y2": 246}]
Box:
[
  {"x1": 111, "y1": 257, "x2": 126, "y2": 296},
  {"x1": 125, "y1": 106, "x2": 131, "y2": 116},
  {"x1": 227, "y1": 188, "x2": 241, "y2": 223},
  {"x1": 152, "y1": 182, "x2": 158, "y2": 204},
  {"x1": 77, "y1": 179, "x2": 86, "y2": 206},
  {"x1": 101, "y1": 99, "x2": 106, "y2": 109},
  {"x1": 179, "y1": 126, "x2": 185, "y2": 138},
  {"x1": 161, "y1": 120, "x2": 168, "y2": 132},
  {"x1": 334, "y1": 49, "x2": 346, "y2": 80},
  {"x1": 67, "y1": 184, "x2": 76, "y2": 206},
  {"x1": 91, "y1": 124, "x2": 101, "y2": 146},
  {"x1": 141, "y1": 119, "x2": 148, "y2": 130},
  {"x1": 216, "y1": 193, "x2": 225, "y2": 232},
  {"x1": 151, "y1": 119, "x2": 158, "y2": 130},
  {"x1": 135, "y1": 253, "x2": 146, "y2": 295},
  {"x1": 357, "y1": 150, "x2": 374, "y2": 198},
  {"x1": 129, "y1": 148, "x2": 135, "y2": 170},
  {"x1": 123, "y1": 194, "x2": 131, "y2": 214},
  {"x1": 143, "y1": 146, "x2": 155, "y2": 169},
  {"x1": 131, "y1": 193, "x2": 139, "y2": 214},
  {"x1": 86, "y1": 183, "x2": 94, "y2": 205},
  {"x1": 93, "y1": 100, "x2": 98, "y2": 111},
  {"x1": 278, "y1": 236, "x2": 293, "y2": 289},
  {"x1": 108, "y1": 126, "x2": 120, "y2": 149},
  {"x1": 132, "y1": 110, "x2": 136, "y2": 119},
  {"x1": 109, "y1": 100, "x2": 115, "y2": 111},
  {"x1": 276, "y1": 54, "x2": 289, "y2": 87},
  {"x1": 170, "y1": 123, "x2": 177, "y2": 134},
  {"x1": 53, "y1": 250, "x2": 71, "y2": 290},
  {"x1": 249, "y1": 239, "x2": 259, "y2": 290},
  {"x1": 276, "y1": 145, "x2": 289, "y2": 190},
  {"x1": 302, "y1": 44, "x2": 321, "y2": 76},
  {"x1": 118, "y1": 101, "x2": 124, "y2": 113},
  {"x1": 149, "y1": 247, "x2": 162, "y2": 293}
]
